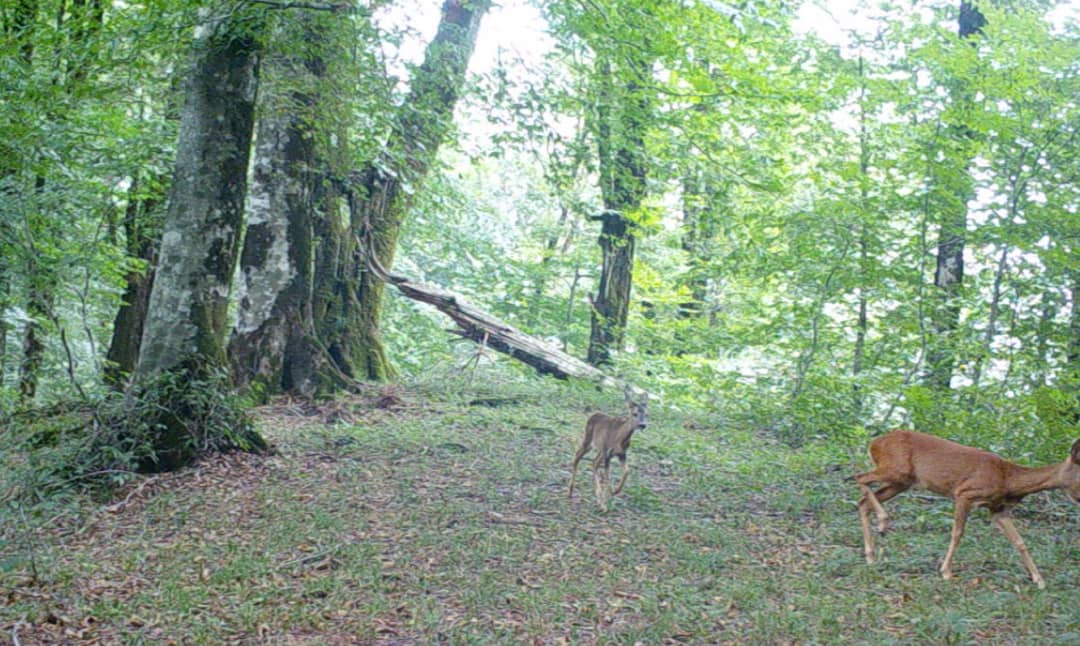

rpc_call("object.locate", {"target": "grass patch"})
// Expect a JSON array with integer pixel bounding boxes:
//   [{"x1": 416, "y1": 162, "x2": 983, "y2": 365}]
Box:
[{"x1": 2, "y1": 375, "x2": 1078, "y2": 643}]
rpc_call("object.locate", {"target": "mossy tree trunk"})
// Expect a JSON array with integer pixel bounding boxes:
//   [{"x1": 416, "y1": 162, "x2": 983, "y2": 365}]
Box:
[
  {"x1": 228, "y1": 13, "x2": 338, "y2": 398},
  {"x1": 314, "y1": 0, "x2": 490, "y2": 382},
  {"x1": 587, "y1": 53, "x2": 651, "y2": 366},
  {"x1": 132, "y1": 4, "x2": 266, "y2": 470}
]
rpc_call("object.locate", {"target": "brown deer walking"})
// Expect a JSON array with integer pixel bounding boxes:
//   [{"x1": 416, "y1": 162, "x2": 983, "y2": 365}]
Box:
[
  {"x1": 855, "y1": 429, "x2": 1080, "y2": 587},
  {"x1": 568, "y1": 388, "x2": 648, "y2": 511}
]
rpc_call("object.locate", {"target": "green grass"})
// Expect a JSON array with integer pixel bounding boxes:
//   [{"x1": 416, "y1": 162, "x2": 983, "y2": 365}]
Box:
[{"x1": 2, "y1": 374, "x2": 1079, "y2": 644}]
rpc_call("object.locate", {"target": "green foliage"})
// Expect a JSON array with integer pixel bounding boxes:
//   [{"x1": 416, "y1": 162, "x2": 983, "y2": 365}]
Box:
[
  {"x1": 2, "y1": 0, "x2": 1079, "y2": 485},
  {"x1": 3, "y1": 379, "x2": 1078, "y2": 642},
  {"x1": 102, "y1": 366, "x2": 266, "y2": 473},
  {"x1": 0, "y1": 369, "x2": 262, "y2": 536}
]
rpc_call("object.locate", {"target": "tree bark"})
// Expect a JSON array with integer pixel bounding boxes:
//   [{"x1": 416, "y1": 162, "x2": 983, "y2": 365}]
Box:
[
  {"x1": 587, "y1": 54, "x2": 650, "y2": 366},
  {"x1": 137, "y1": 8, "x2": 263, "y2": 378},
  {"x1": 104, "y1": 174, "x2": 164, "y2": 388},
  {"x1": 315, "y1": 0, "x2": 490, "y2": 382},
  {"x1": 130, "y1": 4, "x2": 266, "y2": 470},
  {"x1": 924, "y1": 0, "x2": 986, "y2": 391},
  {"x1": 228, "y1": 15, "x2": 331, "y2": 397}
]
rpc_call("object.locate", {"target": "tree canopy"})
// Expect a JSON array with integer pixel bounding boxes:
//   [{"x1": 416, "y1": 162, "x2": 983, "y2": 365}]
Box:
[{"x1": 1, "y1": 0, "x2": 1079, "y2": 467}]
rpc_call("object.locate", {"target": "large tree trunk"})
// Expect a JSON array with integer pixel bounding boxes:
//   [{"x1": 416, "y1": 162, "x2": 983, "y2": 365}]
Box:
[
  {"x1": 132, "y1": 4, "x2": 266, "y2": 470},
  {"x1": 137, "y1": 8, "x2": 262, "y2": 377},
  {"x1": 924, "y1": 0, "x2": 985, "y2": 391},
  {"x1": 228, "y1": 15, "x2": 331, "y2": 397},
  {"x1": 315, "y1": 0, "x2": 490, "y2": 383},
  {"x1": 587, "y1": 55, "x2": 650, "y2": 366},
  {"x1": 228, "y1": 102, "x2": 320, "y2": 395}
]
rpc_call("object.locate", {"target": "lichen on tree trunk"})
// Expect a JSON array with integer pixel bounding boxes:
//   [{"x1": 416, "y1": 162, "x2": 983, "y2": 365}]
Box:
[
  {"x1": 314, "y1": 0, "x2": 490, "y2": 383},
  {"x1": 130, "y1": 4, "x2": 267, "y2": 471},
  {"x1": 586, "y1": 54, "x2": 650, "y2": 367},
  {"x1": 228, "y1": 45, "x2": 323, "y2": 396}
]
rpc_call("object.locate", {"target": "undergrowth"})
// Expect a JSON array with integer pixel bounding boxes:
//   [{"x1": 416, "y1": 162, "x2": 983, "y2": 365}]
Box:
[{"x1": 1, "y1": 369, "x2": 1078, "y2": 644}]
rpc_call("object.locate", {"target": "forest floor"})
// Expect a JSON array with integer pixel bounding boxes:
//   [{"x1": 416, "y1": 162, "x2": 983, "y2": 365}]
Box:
[{"x1": 2, "y1": 375, "x2": 1079, "y2": 644}]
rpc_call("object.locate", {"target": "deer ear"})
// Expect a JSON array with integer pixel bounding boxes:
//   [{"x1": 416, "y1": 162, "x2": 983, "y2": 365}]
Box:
[{"x1": 1071, "y1": 439, "x2": 1080, "y2": 464}]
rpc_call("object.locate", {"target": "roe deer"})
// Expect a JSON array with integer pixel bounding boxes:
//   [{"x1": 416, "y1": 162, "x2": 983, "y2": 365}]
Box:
[
  {"x1": 855, "y1": 429, "x2": 1080, "y2": 588},
  {"x1": 568, "y1": 388, "x2": 648, "y2": 511}
]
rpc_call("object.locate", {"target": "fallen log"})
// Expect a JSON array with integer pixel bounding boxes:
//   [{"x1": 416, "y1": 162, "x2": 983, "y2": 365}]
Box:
[{"x1": 370, "y1": 260, "x2": 642, "y2": 395}]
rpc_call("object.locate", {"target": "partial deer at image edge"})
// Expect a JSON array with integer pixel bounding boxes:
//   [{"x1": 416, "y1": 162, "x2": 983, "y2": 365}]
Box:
[{"x1": 855, "y1": 429, "x2": 1080, "y2": 588}]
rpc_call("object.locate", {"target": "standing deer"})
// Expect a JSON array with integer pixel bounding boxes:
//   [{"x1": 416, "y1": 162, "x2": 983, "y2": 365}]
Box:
[
  {"x1": 855, "y1": 429, "x2": 1080, "y2": 588},
  {"x1": 568, "y1": 388, "x2": 648, "y2": 511}
]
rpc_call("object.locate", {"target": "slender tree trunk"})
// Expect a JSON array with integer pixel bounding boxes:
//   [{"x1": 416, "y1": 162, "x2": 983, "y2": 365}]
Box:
[
  {"x1": 852, "y1": 56, "x2": 871, "y2": 412},
  {"x1": 587, "y1": 54, "x2": 650, "y2": 366},
  {"x1": 968, "y1": 244, "x2": 1009, "y2": 393},
  {"x1": 853, "y1": 230, "x2": 869, "y2": 408},
  {"x1": 18, "y1": 177, "x2": 51, "y2": 403},
  {"x1": 0, "y1": 0, "x2": 38, "y2": 388},
  {"x1": 527, "y1": 204, "x2": 573, "y2": 327},
  {"x1": 104, "y1": 175, "x2": 163, "y2": 388},
  {"x1": 16, "y1": 0, "x2": 108, "y2": 402},
  {"x1": 1067, "y1": 269, "x2": 1080, "y2": 417},
  {"x1": 679, "y1": 168, "x2": 713, "y2": 320},
  {"x1": 0, "y1": 1, "x2": 41, "y2": 388},
  {"x1": 6, "y1": 1, "x2": 42, "y2": 402},
  {"x1": 315, "y1": 0, "x2": 490, "y2": 382},
  {"x1": 924, "y1": 0, "x2": 986, "y2": 391}
]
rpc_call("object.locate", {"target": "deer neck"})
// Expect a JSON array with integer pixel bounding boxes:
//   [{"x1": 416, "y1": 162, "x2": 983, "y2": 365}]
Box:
[
  {"x1": 1005, "y1": 462, "x2": 1065, "y2": 498},
  {"x1": 615, "y1": 424, "x2": 637, "y2": 446}
]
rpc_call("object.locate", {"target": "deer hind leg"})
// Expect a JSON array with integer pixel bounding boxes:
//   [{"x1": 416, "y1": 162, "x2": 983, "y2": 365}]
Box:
[
  {"x1": 611, "y1": 454, "x2": 630, "y2": 495},
  {"x1": 857, "y1": 481, "x2": 908, "y2": 564},
  {"x1": 992, "y1": 511, "x2": 1045, "y2": 589},
  {"x1": 940, "y1": 497, "x2": 972, "y2": 580},
  {"x1": 568, "y1": 433, "x2": 593, "y2": 499},
  {"x1": 856, "y1": 471, "x2": 893, "y2": 532}
]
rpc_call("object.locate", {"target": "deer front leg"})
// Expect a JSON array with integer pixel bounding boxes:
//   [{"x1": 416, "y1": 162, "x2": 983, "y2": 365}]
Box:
[
  {"x1": 992, "y1": 511, "x2": 1045, "y2": 589},
  {"x1": 858, "y1": 493, "x2": 876, "y2": 564},
  {"x1": 593, "y1": 452, "x2": 615, "y2": 512},
  {"x1": 612, "y1": 454, "x2": 630, "y2": 495},
  {"x1": 940, "y1": 498, "x2": 971, "y2": 580},
  {"x1": 593, "y1": 465, "x2": 607, "y2": 511}
]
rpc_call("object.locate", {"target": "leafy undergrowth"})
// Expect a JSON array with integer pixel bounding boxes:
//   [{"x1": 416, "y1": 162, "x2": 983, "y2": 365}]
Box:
[{"x1": 2, "y1": 376, "x2": 1079, "y2": 644}]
